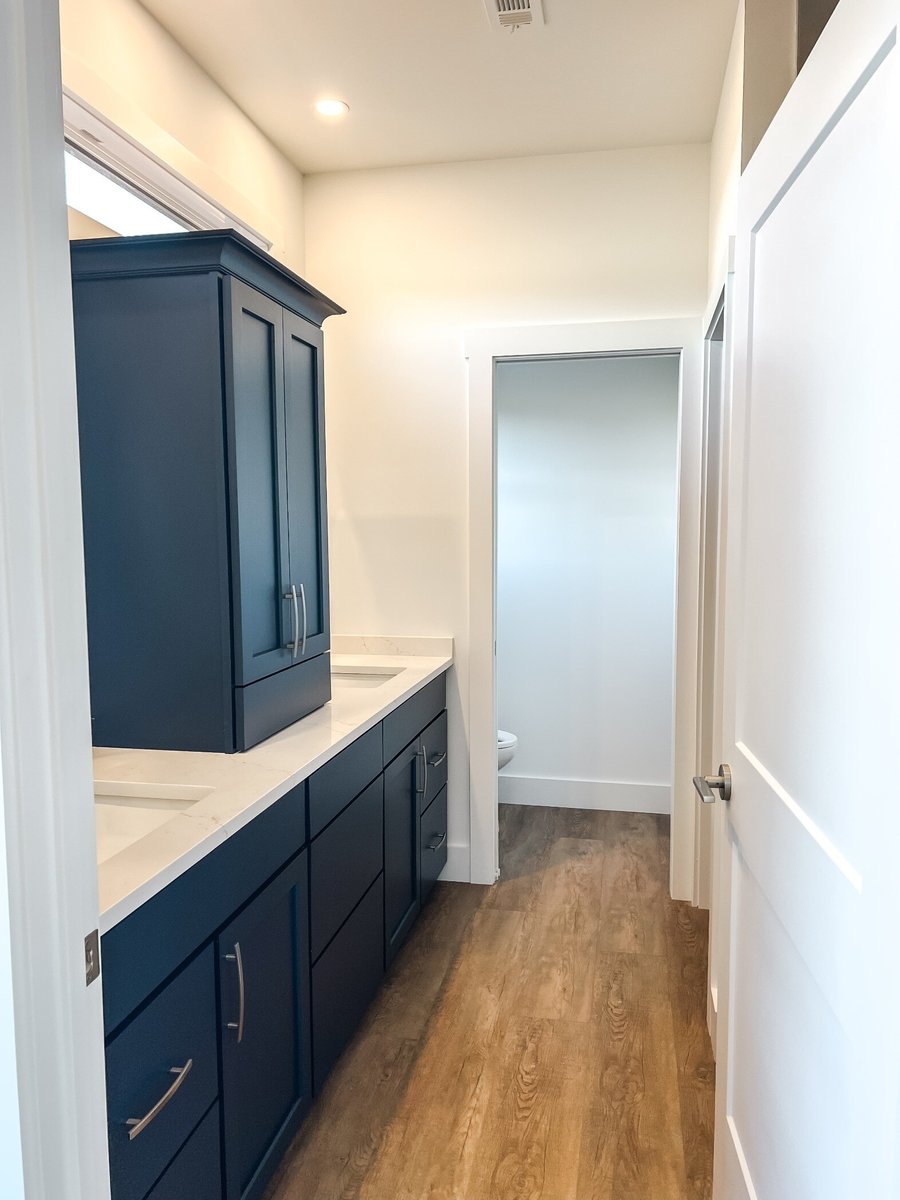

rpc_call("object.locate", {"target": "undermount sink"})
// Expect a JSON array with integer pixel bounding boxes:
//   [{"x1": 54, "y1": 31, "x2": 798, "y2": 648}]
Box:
[
  {"x1": 331, "y1": 665, "x2": 403, "y2": 690},
  {"x1": 94, "y1": 781, "x2": 213, "y2": 864}
]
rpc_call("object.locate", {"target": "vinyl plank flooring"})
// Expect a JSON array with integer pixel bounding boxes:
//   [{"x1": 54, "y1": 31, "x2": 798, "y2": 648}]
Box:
[{"x1": 264, "y1": 807, "x2": 715, "y2": 1200}]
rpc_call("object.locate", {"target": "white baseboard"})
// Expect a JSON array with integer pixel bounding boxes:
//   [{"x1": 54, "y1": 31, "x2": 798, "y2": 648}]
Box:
[
  {"x1": 498, "y1": 773, "x2": 670, "y2": 815},
  {"x1": 439, "y1": 842, "x2": 470, "y2": 883}
]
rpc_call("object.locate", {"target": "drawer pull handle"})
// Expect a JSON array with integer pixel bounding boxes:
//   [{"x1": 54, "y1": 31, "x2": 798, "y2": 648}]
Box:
[
  {"x1": 426, "y1": 831, "x2": 447, "y2": 852},
  {"x1": 284, "y1": 586, "x2": 300, "y2": 659},
  {"x1": 125, "y1": 1059, "x2": 193, "y2": 1141},
  {"x1": 299, "y1": 581, "x2": 308, "y2": 658},
  {"x1": 225, "y1": 942, "x2": 246, "y2": 1043},
  {"x1": 428, "y1": 751, "x2": 446, "y2": 768},
  {"x1": 417, "y1": 746, "x2": 428, "y2": 796}
]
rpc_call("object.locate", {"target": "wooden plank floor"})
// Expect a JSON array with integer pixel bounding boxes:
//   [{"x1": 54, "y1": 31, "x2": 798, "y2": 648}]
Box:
[{"x1": 264, "y1": 806, "x2": 715, "y2": 1200}]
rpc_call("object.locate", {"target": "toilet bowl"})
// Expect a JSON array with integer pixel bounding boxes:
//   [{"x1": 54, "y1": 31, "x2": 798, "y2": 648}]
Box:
[{"x1": 497, "y1": 730, "x2": 518, "y2": 771}]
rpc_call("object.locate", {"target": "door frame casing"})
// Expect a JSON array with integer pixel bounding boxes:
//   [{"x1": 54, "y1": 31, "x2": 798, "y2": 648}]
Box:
[
  {"x1": 699, "y1": 252, "x2": 736, "y2": 1045},
  {"x1": 0, "y1": 0, "x2": 110, "y2": 1196},
  {"x1": 465, "y1": 318, "x2": 704, "y2": 898}
]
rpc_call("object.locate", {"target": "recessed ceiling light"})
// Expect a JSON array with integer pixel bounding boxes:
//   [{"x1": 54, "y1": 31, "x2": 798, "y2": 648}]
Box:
[{"x1": 314, "y1": 99, "x2": 350, "y2": 119}]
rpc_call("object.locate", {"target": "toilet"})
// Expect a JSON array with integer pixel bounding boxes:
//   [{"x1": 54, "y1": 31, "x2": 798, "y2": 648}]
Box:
[{"x1": 497, "y1": 730, "x2": 518, "y2": 771}]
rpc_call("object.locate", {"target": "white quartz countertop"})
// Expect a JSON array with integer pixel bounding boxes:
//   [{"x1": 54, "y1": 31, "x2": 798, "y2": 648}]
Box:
[{"x1": 95, "y1": 648, "x2": 452, "y2": 933}]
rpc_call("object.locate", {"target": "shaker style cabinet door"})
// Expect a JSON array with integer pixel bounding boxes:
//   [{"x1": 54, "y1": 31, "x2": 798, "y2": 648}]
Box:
[
  {"x1": 224, "y1": 279, "x2": 293, "y2": 686},
  {"x1": 219, "y1": 850, "x2": 312, "y2": 1200},
  {"x1": 383, "y1": 739, "x2": 422, "y2": 964},
  {"x1": 282, "y1": 309, "x2": 330, "y2": 662}
]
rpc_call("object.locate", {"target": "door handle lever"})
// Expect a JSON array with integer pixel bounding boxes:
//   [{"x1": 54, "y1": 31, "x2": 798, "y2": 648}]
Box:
[{"x1": 693, "y1": 764, "x2": 732, "y2": 804}]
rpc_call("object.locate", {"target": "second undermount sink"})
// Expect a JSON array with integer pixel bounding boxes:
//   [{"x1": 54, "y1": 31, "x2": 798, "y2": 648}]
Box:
[
  {"x1": 94, "y1": 781, "x2": 214, "y2": 864},
  {"x1": 331, "y1": 665, "x2": 403, "y2": 690}
]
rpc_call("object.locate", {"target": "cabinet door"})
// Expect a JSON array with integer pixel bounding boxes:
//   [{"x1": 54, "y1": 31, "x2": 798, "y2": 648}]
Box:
[
  {"x1": 383, "y1": 739, "x2": 422, "y2": 964},
  {"x1": 225, "y1": 279, "x2": 293, "y2": 686},
  {"x1": 282, "y1": 310, "x2": 329, "y2": 661},
  {"x1": 219, "y1": 850, "x2": 312, "y2": 1200}
]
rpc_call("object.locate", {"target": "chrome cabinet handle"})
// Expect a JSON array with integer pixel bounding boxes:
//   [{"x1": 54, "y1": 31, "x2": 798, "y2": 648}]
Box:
[
  {"x1": 426, "y1": 831, "x2": 447, "y2": 852},
  {"x1": 125, "y1": 1059, "x2": 193, "y2": 1141},
  {"x1": 284, "y1": 586, "x2": 299, "y2": 658},
  {"x1": 299, "y1": 582, "x2": 307, "y2": 658},
  {"x1": 416, "y1": 746, "x2": 428, "y2": 797},
  {"x1": 225, "y1": 942, "x2": 246, "y2": 1043},
  {"x1": 428, "y1": 751, "x2": 447, "y2": 768},
  {"x1": 692, "y1": 764, "x2": 732, "y2": 804}
]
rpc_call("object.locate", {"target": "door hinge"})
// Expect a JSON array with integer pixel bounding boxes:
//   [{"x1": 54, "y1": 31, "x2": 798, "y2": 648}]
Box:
[{"x1": 84, "y1": 929, "x2": 101, "y2": 987}]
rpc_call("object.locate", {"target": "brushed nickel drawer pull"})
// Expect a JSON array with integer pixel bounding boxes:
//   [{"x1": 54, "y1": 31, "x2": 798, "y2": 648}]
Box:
[
  {"x1": 299, "y1": 582, "x2": 308, "y2": 657},
  {"x1": 426, "y1": 832, "x2": 447, "y2": 852},
  {"x1": 416, "y1": 747, "x2": 427, "y2": 796},
  {"x1": 284, "y1": 586, "x2": 300, "y2": 658},
  {"x1": 225, "y1": 942, "x2": 246, "y2": 1043},
  {"x1": 125, "y1": 1059, "x2": 193, "y2": 1141},
  {"x1": 427, "y1": 751, "x2": 447, "y2": 768}
]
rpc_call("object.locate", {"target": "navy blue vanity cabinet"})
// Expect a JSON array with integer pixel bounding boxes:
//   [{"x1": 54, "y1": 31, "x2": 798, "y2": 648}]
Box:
[
  {"x1": 218, "y1": 849, "x2": 312, "y2": 1200},
  {"x1": 383, "y1": 738, "x2": 423, "y2": 964},
  {"x1": 70, "y1": 230, "x2": 344, "y2": 752}
]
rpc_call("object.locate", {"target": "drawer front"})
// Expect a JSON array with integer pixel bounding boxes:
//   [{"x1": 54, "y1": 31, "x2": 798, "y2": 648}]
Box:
[
  {"x1": 234, "y1": 651, "x2": 331, "y2": 751},
  {"x1": 145, "y1": 1103, "x2": 221, "y2": 1200},
  {"x1": 418, "y1": 710, "x2": 447, "y2": 814},
  {"x1": 308, "y1": 723, "x2": 382, "y2": 838},
  {"x1": 382, "y1": 672, "x2": 447, "y2": 766},
  {"x1": 106, "y1": 946, "x2": 218, "y2": 1200},
  {"x1": 311, "y1": 873, "x2": 385, "y2": 1093},
  {"x1": 420, "y1": 786, "x2": 448, "y2": 908},
  {"x1": 310, "y1": 775, "x2": 384, "y2": 961}
]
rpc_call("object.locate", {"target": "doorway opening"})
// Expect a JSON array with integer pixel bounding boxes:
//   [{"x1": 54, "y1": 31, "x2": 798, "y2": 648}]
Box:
[
  {"x1": 494, "y1": 353, "x2": 681, "y2": 819},
  {"x1": 465, "y1": 318, "x2": 704, "y2": 898}
]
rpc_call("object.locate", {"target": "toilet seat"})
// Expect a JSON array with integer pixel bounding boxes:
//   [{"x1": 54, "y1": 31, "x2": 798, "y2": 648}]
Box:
[{"x1": 498, "y1": 730, "x2": 517, "y2": 749}]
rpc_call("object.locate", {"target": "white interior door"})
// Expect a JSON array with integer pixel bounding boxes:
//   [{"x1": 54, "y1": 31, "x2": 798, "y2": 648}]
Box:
[{"x1": 712, "y1": 1, "x2": 900, "y2": 1197}]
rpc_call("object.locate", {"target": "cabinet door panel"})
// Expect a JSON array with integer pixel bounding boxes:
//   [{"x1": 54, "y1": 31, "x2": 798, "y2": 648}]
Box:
[
  {"x1": 282, "y1": 310, "x2": 329, "y2": 660},
  {"x1": 226, "y1": 279, "x2": 292, "y2": 685},
  {"x1": 383, "y1": 739, "x2": 421, "y2": 964},
  {"x1": 219, "y1": 850, "x2": 311, "y2": 1200}
]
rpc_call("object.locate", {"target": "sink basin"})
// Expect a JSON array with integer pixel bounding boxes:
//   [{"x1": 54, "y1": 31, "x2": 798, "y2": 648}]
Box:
[
  {"x1": 331, "y1": 666, "x2": 402, "y2": 689},
  {"x1": 94, "y1": 781, "x2": 213, "y2": 864}
]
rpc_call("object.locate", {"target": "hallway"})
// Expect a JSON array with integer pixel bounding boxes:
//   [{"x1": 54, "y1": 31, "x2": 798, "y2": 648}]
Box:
[{"x1": 265, "y1": 806, "x2": 715, "y2": 1200}]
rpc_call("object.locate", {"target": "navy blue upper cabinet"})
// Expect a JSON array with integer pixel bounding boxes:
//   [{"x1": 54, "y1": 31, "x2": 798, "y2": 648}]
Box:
[
  {"x1": 71, "y1": 231, "x2": 344, "y2": 752},
  {"x1": 225, "y1": 280, "x2": 293, "y2": 687},
  {"x1": 283, "y1": 309, "x2": 330, "y2": 661}
]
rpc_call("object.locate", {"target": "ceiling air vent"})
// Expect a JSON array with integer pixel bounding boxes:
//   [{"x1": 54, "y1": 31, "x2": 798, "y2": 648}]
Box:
[{"x1": 482, "y1": 0, "x2": 545, "y2": 32}]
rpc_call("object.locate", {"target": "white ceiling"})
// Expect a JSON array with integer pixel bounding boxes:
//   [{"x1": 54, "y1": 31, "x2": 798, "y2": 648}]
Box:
[{"x1": 138, "y1": 0, "x2": 739, "y2": 174}]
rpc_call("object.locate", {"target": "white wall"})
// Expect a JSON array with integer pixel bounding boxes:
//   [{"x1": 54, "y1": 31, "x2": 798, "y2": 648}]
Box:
[
  {"x1": 304, "y1": 145, "x2": 709, "y2": 875},
  {"x1": 59, "y1": 0, "x2": 306, "y2": 271},
  {"x1": 708, "y1": 1, "x2": 745, "y2": 301},
  {"x1": 495, "y1": 355, "x2": 679, "y2": 813}
]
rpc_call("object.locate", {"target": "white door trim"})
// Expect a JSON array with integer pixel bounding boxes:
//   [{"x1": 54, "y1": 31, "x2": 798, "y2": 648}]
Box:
[
  {"x1": 465, "y1": 318, "x2": 703, "y2": 897},
  {"x1": 0, "y1": 1, "x2": 110, "y2": 1196}
]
